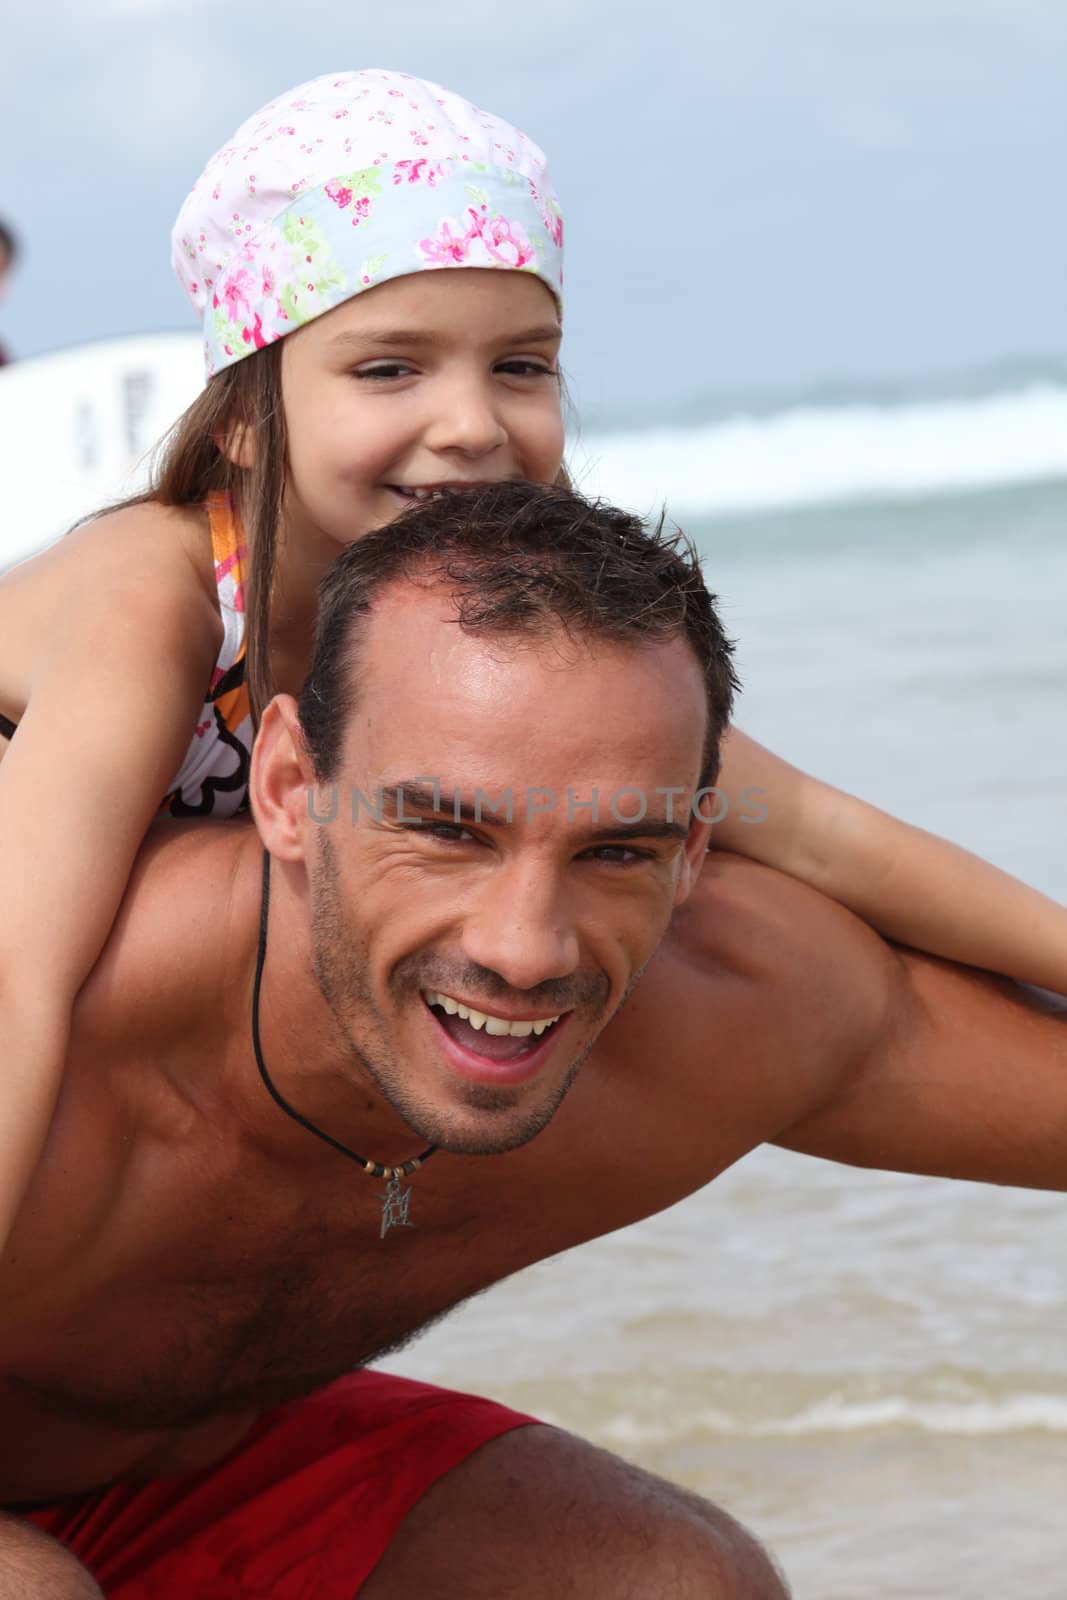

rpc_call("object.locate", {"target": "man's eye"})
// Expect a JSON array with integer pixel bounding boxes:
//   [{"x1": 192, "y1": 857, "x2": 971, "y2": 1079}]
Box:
[
  {"x1": 583, "y1": 845, "x2": 650, "y2": 865},
  {"x1": 405, "y1": 821, "x2": 478, "y2": 844}
]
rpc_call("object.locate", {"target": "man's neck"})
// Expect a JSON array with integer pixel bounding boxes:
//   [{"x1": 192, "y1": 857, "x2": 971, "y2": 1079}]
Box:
[{"x1": 218, "y1": 843, "x2": 431, "y2": 1176}]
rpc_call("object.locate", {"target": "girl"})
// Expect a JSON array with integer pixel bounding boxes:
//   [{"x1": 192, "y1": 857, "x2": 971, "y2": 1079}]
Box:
[{"x1": 0, "y1": 69, "x2": 1064, "y2": 1253}]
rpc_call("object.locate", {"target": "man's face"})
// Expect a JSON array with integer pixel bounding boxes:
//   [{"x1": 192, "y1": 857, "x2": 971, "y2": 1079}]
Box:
[{"x1": 305, "y1": 584, "x2": 710, "y2": 1157}]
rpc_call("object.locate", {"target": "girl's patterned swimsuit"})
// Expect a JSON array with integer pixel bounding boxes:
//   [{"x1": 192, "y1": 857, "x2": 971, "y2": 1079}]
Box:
[{"x1": 0, "y1": 494, "x2": 254, "y2": 818}]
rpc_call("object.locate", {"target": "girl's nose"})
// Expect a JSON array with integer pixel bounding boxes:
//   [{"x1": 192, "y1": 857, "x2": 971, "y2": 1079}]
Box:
[{"x1": 423, "y1": 376, "x2": 510, "y2": 458}]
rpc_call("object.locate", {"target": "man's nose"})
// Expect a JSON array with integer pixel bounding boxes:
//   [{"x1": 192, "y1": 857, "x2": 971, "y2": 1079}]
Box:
[
  {"x1": 459, "y1": 862, "x2": 580, "y2": 994},
  {"x1": 422, "y1": 373, "x2": 510, "y2": 458}
]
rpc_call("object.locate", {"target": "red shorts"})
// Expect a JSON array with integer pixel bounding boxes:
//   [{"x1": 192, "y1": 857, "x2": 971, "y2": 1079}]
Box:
[{"x1": 18, "y1": 1371, "x2": 538, "y2": 1597}]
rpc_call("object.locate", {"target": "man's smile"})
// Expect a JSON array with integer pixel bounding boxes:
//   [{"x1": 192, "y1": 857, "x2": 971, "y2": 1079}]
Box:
[
  {"x1": 422, "y1": 988, "x2": 564, "y2": 1037},
  {"x1": 420, "y1": 989, "x2": 571, "y2": 1083}
]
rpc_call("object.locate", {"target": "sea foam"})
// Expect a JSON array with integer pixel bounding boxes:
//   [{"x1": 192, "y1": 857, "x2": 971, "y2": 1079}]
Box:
[
  {"x1": 2, "y1": 334, "x2": 1066, "y2": 570},
  {"x1": 574, "y1": 384, "x2": 1067, "y2": 517}
]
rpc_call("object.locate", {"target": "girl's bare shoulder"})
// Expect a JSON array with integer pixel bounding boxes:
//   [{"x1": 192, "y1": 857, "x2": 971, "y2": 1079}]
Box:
[
  {"x1": 6, "y1": 499, "x2": 215, "y2": 601},
  {"x1": 0, "y1": 501, "x2": 221, "y2": 714}
]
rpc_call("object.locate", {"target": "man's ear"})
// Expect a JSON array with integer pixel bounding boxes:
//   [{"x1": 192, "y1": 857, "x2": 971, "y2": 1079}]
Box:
[
  {"x1": 215, "y1": 420, "x2": 255, "y2": 470},
  {"x1": 673, "y1": 810, "x2": 714, "y2": 906},
  {"x1": 250, "y1": 695, "x2": 319, "y2": 861}
]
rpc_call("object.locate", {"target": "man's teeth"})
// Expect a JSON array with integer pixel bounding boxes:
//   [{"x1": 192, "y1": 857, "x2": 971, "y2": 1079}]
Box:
[{"x1": 424, "y1": 991, "x2": 561, "y2": 1038}]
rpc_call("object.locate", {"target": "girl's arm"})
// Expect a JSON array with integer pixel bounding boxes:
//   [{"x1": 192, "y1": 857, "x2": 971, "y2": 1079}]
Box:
[
  {"x1": 712, "y1": 726, "x2": 1067, "y2": 995},
  {"x1": 0, "y1": 505, "x2": 221, "y2": 1251}
]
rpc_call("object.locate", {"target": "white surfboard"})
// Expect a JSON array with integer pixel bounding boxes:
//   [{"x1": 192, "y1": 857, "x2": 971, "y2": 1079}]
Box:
[{"x1": 0, "y1": 332, "x2": 204, "y2": 572}]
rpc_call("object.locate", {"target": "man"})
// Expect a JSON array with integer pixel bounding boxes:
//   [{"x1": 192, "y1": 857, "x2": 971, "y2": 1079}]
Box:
[{"x1": 2, "y1": 484, "x2": 1064, "y2": 1598}]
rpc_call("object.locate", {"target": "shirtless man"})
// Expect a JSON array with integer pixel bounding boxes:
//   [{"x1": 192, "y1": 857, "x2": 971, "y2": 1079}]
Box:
[{"x1": 3, "y1": 486, "x2": 1064, "y2": 1598}]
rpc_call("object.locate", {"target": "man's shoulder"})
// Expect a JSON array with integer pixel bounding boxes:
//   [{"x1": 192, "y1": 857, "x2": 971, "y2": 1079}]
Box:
[
  {"x1": 645, "y1": 851, "x2": 902, "y2": 1120},
  {"x1": 80, "y1": 819, "x2": 258, "y2": 1036},
  {"x1": 671, "y1": 850, "x2": 898, "y2": 991}
]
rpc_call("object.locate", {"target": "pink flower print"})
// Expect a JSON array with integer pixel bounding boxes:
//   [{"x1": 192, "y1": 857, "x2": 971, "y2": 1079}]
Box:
[
  {"x1": 394, "y1": 158, "x2": 449, "y2": 188},
  {"x1": 394, "y1": 158, "x2": 428, "y2": 185},
  {"x1": 241, "y1": 312, "x2": 269, "y2": 351},
  {"x1": 411, "y1": 129, "x2": 429, "y2": 147},
  {"x1": 417, "y1": 217, "x2": 474, "y2": 266},
  {"x1": 325, "y1": 180, "x2": 353, "y2": 209},
  {"x1": 444, "y1": 211, "x2": 536, "y2": 272},
  {"x1": 221, "y1": 265, "x2": 256, "y2": 325},
  {"x1": 530, "y1": 183, "x2": 563, "y2": 247},
  {"x1": 479, "y1": 216, "x2": 535, "y2": 268},
  {"x1": 354, "y1": 196, "x2": 371, "y2": 218}
]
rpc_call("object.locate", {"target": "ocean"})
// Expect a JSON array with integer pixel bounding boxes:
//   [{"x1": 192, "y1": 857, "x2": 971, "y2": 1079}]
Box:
[{"x1": 2, "y1": 341, "x2": 1066, "y2": 1595}]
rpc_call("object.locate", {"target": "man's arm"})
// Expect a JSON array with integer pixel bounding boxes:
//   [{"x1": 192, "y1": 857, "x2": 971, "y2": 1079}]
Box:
[{"x1": 776, "y1": 940, "x2": 1067, "y2": 1190}]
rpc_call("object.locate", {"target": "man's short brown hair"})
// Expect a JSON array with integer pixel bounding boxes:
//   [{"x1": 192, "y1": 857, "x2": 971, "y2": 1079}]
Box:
[{"x1": 298, "y1": 480, "x2": 738, "y2": 789}]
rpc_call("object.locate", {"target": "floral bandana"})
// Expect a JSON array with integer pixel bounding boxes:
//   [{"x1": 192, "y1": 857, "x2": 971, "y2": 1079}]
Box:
[{"x1": 171, "y1": 70, "x2": 564, "y2": 378}]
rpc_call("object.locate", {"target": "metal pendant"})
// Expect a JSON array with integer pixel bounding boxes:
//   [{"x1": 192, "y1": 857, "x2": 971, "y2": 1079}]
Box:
[{"x1": 377, "y1": 1174, "x2": 415, "y2": 1239}]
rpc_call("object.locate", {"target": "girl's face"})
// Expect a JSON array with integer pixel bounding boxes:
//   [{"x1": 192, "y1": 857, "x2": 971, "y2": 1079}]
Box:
[{"x1": 279, "y1": 269, "x2": 565, "y2": 558}]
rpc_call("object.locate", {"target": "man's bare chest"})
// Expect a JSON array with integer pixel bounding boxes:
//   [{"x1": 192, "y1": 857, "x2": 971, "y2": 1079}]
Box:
[
  {"x1": 0, "y1": 1168, "x2": 541, "y2": 1502},
  {"x1": 9, "y1": 1172, "x2": 526, "y2": 1437}
]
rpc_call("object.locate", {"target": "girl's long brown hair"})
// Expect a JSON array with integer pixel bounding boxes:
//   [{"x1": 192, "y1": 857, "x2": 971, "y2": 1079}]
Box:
[
  {"x1": 149, "y1": 342, "x2": 287, "y2": 725},
  {"x1": 145, "y1": 338, "x2": 573, "y2": 726}
]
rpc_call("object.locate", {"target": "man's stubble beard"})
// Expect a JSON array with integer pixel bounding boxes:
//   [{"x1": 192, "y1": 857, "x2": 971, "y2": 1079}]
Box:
[{"x1": 308, "y1": 833, "x2": 623, "y2": 1157}]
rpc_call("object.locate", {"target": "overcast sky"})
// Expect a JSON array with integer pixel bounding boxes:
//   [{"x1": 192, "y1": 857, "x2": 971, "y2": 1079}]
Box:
[{"x1": 3, "y1": 0, "x2": 1065, "y2": 419}]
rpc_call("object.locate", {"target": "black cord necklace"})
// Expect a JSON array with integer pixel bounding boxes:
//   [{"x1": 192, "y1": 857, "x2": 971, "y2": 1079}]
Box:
[{"x1": 251, "y1": 849, "x2": 438, "y2": 1238}]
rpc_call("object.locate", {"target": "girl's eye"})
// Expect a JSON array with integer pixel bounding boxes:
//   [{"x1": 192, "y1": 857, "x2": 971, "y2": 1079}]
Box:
[
  {"x1": 496, "y1": 360, "x2": 558, "y2": 378},
  {"x1": 353, "y1": 360, "x2": 557, "y2": 381},
  {"x1": 354, "y1": 363, "x2": 414, "y2": 381}
]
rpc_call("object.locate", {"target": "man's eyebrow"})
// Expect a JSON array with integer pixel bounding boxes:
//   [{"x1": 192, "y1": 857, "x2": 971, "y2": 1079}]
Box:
[
  {"x1": 584, "y1": 819, "x2": 691, "y2": 844},
  {"x1": 381, "y1": 783, "x2": 454, "y2": 813},
  {"x1": 381, "y1": 785, "x2": 690, "y2": 842},
  {"x1": 381, "y1": 784, "x2": 499, "y2": 824},
  {"x1": 326, "y1": 325, "x2": 562, "y2": 351}
]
